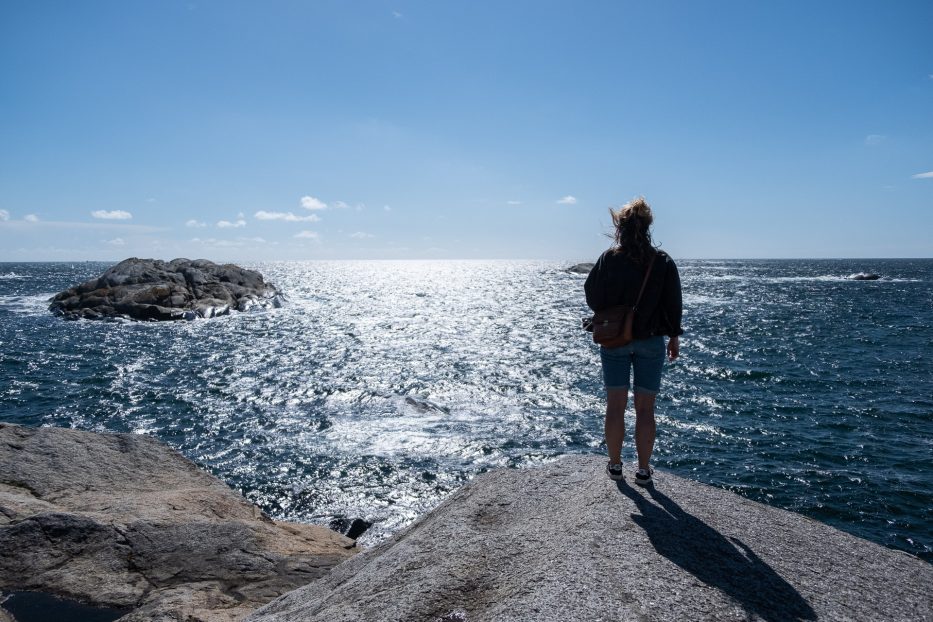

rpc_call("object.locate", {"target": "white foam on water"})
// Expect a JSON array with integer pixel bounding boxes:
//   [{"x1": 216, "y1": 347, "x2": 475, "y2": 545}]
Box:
[{"x1": 0, "y1": 293, "x2": 54, "y2": 315}]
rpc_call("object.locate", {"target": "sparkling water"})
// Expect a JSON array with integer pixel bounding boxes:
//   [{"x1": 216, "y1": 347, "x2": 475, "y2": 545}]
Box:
[{"x1": 1, "y1": 259, "x2": 930, "y2": 561}]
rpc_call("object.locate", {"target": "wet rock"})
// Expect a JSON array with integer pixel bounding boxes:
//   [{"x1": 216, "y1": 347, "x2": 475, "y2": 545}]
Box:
[
  {"x1": 566, "y1": 262, "x2": 594, "y2": 274},
  {"x1": 0, "y1": 423, "x2": 356, "y2": 621},
  {"x1": 847, "y1": 272, "x2": 880, "y2": 280},
  {"x1": 404, "y1": 396, "x2": 450, "y2": 414},
  {"x1": 329, "y1": 517, "x2": 373, "y2": 541},
  {"x1": 48, "y1": 258, "x2": 284, "y2": 322},
  {"x1": 248, "y1": 455, "x2": 932, "y2": 622}
]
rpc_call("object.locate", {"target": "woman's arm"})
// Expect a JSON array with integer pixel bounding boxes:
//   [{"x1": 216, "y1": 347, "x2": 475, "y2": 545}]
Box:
[
  {"x1": 662, "y1": 256, "x2": 684, "y2": 337},
  {"x1": 584, "y1": 253, "x2": 606, "y2": 311}
]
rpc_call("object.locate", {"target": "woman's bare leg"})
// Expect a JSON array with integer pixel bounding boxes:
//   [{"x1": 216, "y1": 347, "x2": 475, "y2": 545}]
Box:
[
  {"x1": 605, "y1": 389, "x2": 628, "y2": 464},
  {"x1": 633, "y1": 392, "x2": 657, "y2": 469}
]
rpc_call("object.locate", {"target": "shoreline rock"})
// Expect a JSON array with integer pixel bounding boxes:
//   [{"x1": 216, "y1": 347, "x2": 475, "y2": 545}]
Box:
[
  {"x1": 0, "y1": 423, "x2": 356, "y2": 621},
  {"x1": 48, "y1": 258, "x2": 284, "y2": 322},
  {"x1": 248, "y1": 455, "x2": 932, "y2": 622}
]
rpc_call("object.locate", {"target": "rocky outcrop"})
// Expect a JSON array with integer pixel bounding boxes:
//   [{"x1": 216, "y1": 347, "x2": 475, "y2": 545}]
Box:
[
  {"x1": 248, "y1": 456, "x2": 932, "y2": 622},
  {"x1": 847, "y1": 272, "x2": 881, "y2": 280},
  {"x1": 0, "y1": 423, "x2": 356, "y2": 621},
  {"x1": 48, "y1": 258, "x2": 284, "y2": 321},
  {"x1": 566, "y1": 262, "x2": 595, "y2": 274}
]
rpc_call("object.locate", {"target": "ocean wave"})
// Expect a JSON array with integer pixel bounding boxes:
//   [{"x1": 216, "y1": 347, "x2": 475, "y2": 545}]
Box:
[{"x1": 0, "y1": 294, "x2": 54, "y2": 315}]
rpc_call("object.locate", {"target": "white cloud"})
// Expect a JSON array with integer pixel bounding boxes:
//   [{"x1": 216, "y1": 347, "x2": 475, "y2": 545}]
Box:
[
  {"x1": 239, "y1": 236, "x2": 266, "y2": 243},
  {"x1": 350, "y1": 231, "x2": 375, "y2": 239},
  {"x1": 384, "y1": 205, "x2": 392, "y2": 211},
  {"x1": 507, "y1": 200, "x2": 522, "y2": 205},
  {"x1": 24, "y1": 214, "x2": 39, "y2": 222},
  {"x1": 864, "y1": 134, "x2": 886, "y2": 146},
  {"x1": 557, "y1": 195, "x2": 577, "y2": 205},
  {"x1": 300, "y1": 196, "x2": 327, "y2": 210},
  {"x1": 146, "y1": 197, "x2": 157, "y2": 203},
  {"x1": 332, "y1": 201, "x2": 350, "y2": 209},
  {"x1": 294, "y1": 230, "x2": 320, "y2": 239},
  {"x1": 186, "y1": 219, "x2": 207, "y2": 228},
  {"x1": 911, "y1": 171, "x2": 933, "y2": 179},
  {"x1": 393, "y1": 10, "x2": 402, "y2": 18},
  {"x1": 91, "y1": 210, "x2": 132, "y2": 220},
  {"x1": 0, "y1": 210, "x2": 9, "y2": 221},
  {"x1": 107, "y1": 237, "x2": 126, "y2": 246},
  {"x1": 217, "y1": 218, "x2": 247, "y2": 228},
  {"x1": 254, "y1": 210, "x2": 320, "y2": 222}
]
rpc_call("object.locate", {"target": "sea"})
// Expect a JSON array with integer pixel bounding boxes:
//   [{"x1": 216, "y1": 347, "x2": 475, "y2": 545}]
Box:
[{"x1": 0, "y1": 259, "x2": 930, "y2": 562}]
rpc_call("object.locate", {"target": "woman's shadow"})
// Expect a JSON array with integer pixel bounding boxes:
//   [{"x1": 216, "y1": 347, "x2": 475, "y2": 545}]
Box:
[{"x1": 618, "y1": 482, "x2": 817, "y2": 621}]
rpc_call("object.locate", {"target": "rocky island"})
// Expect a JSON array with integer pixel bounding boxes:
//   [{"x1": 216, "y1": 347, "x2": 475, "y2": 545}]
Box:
[
  {"x1": 48, "y1": 258, "x2": 283, "y2": 321},
  {"x1": 566, "y1": 262, "x2": 595, "y2": 274}
]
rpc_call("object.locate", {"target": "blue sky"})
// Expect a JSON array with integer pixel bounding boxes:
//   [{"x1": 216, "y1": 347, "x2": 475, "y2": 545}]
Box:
[{"x1": 1, "y1": 1, "x2": 931, "y2": 261}]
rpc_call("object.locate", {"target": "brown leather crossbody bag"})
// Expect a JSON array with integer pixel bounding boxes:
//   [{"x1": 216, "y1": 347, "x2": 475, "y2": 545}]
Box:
[{"x1": 586, "y1": 254, "x2": 655, "y2": 348}]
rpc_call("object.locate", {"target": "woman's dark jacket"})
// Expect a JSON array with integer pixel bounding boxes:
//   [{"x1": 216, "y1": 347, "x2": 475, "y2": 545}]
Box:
[{"x1": 584, "y1": 249, "x2": 684, "y2": 340}]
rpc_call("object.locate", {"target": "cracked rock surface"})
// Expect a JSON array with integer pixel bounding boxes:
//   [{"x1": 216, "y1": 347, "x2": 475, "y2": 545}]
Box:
[
  {"x1": 48, "y1": 257, "x2": 283, "y2": 321},
  {"x1": 248, "y1": 455, "x2": 932, "y2": 622},
  {"x1": 0, "y1": 423, "x2": 356, "y2": 621}
]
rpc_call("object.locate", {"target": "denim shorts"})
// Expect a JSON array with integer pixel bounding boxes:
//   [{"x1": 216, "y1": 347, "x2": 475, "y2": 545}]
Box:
[{"x1": 600, "y1": 335, "x2": 666, "y2": 395}]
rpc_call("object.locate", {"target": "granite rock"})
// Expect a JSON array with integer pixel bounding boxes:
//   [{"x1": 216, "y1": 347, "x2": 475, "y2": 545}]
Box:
[
  {"x1": 0, "y1": 423, "x2": 356, "y2": 621},
  {"x1": 48, "y1": 258, "x2": 284, "y2": 321},
  {"x1": 248, "y1": 455, "x2": 932, "y2": 622}
]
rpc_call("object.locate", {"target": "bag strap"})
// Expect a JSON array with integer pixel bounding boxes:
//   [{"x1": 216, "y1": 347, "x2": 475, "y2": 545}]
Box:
[{"x1": 633, "y1": 253, "x2": 656, "y2": 312}]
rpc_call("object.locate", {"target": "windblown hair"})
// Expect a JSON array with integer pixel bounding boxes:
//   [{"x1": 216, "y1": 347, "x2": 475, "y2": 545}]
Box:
[{"x1": 610, "y1": 196, "x2": 656, "y2": 265}]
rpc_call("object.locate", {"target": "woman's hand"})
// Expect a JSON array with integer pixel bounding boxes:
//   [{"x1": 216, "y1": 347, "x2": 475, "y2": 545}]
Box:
[{"x1": 667, "y1": 336, "x2": 680, "y2": 361}]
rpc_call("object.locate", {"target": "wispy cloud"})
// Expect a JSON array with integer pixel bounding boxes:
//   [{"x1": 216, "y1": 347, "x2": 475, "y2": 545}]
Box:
[
  {"x1": 507, "y1": 200, "x2": 522, "y2": 205},
  {"x1": 217, "y1": 218, "x2": 246, "y2": 228},
  {"x1": 191, "y1": 236, "x2": 266, "y2": 247},
  {"x1": 332, "y1": 201, "x2": 350, "y2": 209},
  {"x1": 864, "y1": 134, "x2": 886, "y2": 146},
  {"x1": 384, "y1": 205, "x2": 392, "y2": 212},
  {"x1": 0, "y1": 210, "x2": 9, "y2": 221},
  {"x1": 294, "y1": 230, "x2": 320, "y2": 239},
  {"x1": 350, "y1": 231, "x2": 374, "y2": 239},
  {"x1": 911, "y1": 171, "x2": 933, "y2": 179},
  {"x1": 557, "y1": 195, "x2": 577, "y2": 205},
  {"x1": 91, "y1": 210, "x2": 133, "y2": 220},
  {"x1": 300, "y1": 196, "x2": 327, "y2": 210},
  {"x1": 392, "y1": 10, "x2": 403, "y2": 18},
  {"x1": 186, "y1": 219, "x2": 207, "y2": 228},
  {"x1": 254, "y1": 210, "x2": 320, "y2": 222},
  {"x1": 0, "y1": 219, "x2": 167, "y2": 232},
  {"x1": 106, "y1": 237, "x2": 126, "y2": 246}
]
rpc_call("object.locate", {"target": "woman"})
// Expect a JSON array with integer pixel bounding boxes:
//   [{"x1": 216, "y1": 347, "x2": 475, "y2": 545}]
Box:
[{"x1": 584, "y1": 197, "x2": 683, "y2": 485}]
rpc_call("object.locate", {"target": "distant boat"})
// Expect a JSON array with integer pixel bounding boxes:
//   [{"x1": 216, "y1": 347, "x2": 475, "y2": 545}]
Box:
[{"x1": 847, "y1": 272, "x2": 880, "y2": 280}]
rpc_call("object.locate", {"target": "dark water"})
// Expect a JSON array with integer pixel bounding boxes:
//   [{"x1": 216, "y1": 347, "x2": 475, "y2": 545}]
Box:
[
  {"x1": 0, "y1": 259, "x2": 930, "y2": 561},
  {"x1": 0, "y1": 591, "x2": 129, "y2": 622}
]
